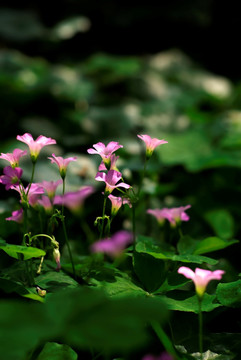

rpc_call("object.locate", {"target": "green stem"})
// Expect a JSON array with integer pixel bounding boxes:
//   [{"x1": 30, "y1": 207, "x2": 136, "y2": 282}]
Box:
[
  {"x1": 151, "y1": 321, "x2": 179, "y2": 359},
  {"x1": 100, "y1": 196, "x2": 107, "y2": 239},
  {"x1": 61, "y1": 178, "x2": 76, "y2": 279},
  {"x1": 26, "y1": 162, "x2": 36, "y2": 197},
  {"x1": 198, "y1": 297, "x2": 203, "y2": 359},
  {"x1": 132, "y1": 203, "x2": 136, "y2": 250},
  {"x1": 138, "y1": 157, "x2": 148, "y2": 196},
  {"x1": 62, "y1": 219, "x2": 76, "y2": 279}
]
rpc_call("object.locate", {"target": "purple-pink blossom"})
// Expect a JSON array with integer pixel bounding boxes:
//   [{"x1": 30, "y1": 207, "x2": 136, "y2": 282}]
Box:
[
  {"x1": 6, "y1": 208, "x2": 24, "y2": 223},
  {"x1": 17, "y1": 133, "x2": 56, "y2": 162},
  {"x1": 87, "y1": 141, "x2": 123, "y2": 168},
  {"x1": 0, "y1": 166, "x2": 23, "y2": 190},
  {"x1": 99, "y1": 154, "x2": 119, "y2": 171},
  {"x1": 12, "y1": 183, "x2": 45, "y2": 207},
  {"x1": 95, "y1": 170, "x2": 130, "y2": 195},
  {"x1": 91, "y1": 230, "x2": 133, "y2": 257},
  {"x1": 147, "y1": 205, "x2": 191, "y2": 227},
  {"x1": 54, "y1": 186, "x2": 94, "y2": 213},
  {"x1": 108, "y1": 194, "x2": 132, "y2": 216},
  {"x1": 38, "y1": 180, "x2": 62, "y2": 199},
  {"x1": 0, "y1": 148, "x2": 27, "y2": 168},
  {"x1": 48, "y1": 153, "x2": 77, "y2": 178},
  {"x1": 37, "y1": 195, "x2": 53, "y2": 214},
  {"x1": 137, "y1": 134, "x2": 168, "y2": 159},
  {"x1": 178, "y1": 266, "x2": 225, "y2": 298}
]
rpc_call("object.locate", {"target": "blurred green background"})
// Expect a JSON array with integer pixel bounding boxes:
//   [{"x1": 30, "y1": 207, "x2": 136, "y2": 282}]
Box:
[{"x1": 1, "y1": 0, "x2": 241, "y2": 272}]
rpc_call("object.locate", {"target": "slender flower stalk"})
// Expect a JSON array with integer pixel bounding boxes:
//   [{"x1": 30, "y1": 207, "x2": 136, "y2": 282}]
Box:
[
  {"x1": 100, "y1": 196, "x2": 107, "y2": 239},
  {"x1": 178, "y1": 266, "x2": 225, "y2": 357},
  {"x1": 151, "y1": 321, "x2": 178, "y2": 359},
  {"x1": 60, "y1": 177, "x2": 76, "y2": 278}
]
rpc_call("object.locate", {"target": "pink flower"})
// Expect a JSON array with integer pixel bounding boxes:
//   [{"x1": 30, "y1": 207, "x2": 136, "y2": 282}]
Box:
[
  {"x1": 99, "y1": 154, "x2": 119, "y2": 171},
  {"x1": 37, "y1": 195, "x2": 53, "y2": 214},
  {"x1": 17, "y1": 133, "x2": 56, "y2": 162},
  {"x1": 108, "y1": 194, "x2": 132, "y2": 216},
  {"x1": 91, "y1": 230, "x2": 133, "y2": 257},
  {"x1": 87, "y1": 141, "x2": 123, "y2": 169},
  {"x1": 48, "y1": 153, "x2": 77, "y2": 179},
  {"x1": 178, "y1": 266, "x2": 225, "y2": 298},
  {"x1": 0, "y1": 148, "x2": 27, "y2": 168},
  {"x1": 137, "y1": 134, "x2": 168, "y2": 159},
  {"x1": 147, "y1": 208, "x2": 170, "y2": 225},
  {"x1": 54, "y1": 186, "x2": 94, "y2": 213},
  {"x1": 38, "y1": 180, "x2": 62, "y2": 199},
  {"x1": 6, "y1": 208, "x2": 24, "y2": 223},
  {"x1": 12, "y1": 183, "x2": 44, "y2": 207},
  {"x1": 95, "y1": 170, "x2": 130, "y2": 195},
  {"x1": 0, "y1": 166, "x2": 23, "y2": 190},
  {"x1": 147, "y1": 205, "x2": 191, "y2": 227}
]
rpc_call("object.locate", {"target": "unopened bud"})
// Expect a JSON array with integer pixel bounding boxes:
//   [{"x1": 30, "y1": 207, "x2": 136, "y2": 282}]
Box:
[
  {"x1": 53, "y1": 248, "x2": 61, "y2": 271},
  {"x1": 36, "y1": 286, "x2": 46, "y2": 297}
]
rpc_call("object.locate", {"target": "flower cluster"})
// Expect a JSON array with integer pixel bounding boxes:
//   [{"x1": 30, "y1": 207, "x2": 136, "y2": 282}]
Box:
[{"x1": 0, "y1": 133, "x2": 93, "y2": 221}]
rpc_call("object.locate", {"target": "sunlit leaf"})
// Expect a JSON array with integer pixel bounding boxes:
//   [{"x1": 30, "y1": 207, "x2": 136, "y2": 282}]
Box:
[{"x1": 0, "y1": 241, "x2": 46, "y2": 260}]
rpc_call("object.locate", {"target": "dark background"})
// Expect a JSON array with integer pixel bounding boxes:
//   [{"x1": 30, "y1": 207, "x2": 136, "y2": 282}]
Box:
[{"x1": 0, "y1": 0, "x2": 240, "y2": 80}]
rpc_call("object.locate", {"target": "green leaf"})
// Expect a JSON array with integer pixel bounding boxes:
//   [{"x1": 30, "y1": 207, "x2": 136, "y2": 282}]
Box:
[
  {"x1": 22, "y1": 293, "x2": 45, "y2": 303},
  {"x1": 136, "y1": 236, "x2": 218, "y2": 265},
  {"x1": 160, "y1": 293, "x2": 222, "y2": 313},
  {"x1": 0, "y1": 287, "x2": 168, "y2": 359},
  {"x1": 216, "y1": 280, "x2": 241, "y2": 308},
  {"x1": 0, "y1": 241, "x2": 46, "y2": 260},
  {"x1": 194, "y1": 237, "x2": 239, "y2": 255},
  {"x1": 37, "y1": 342, "x2": 78, "y2": 360},
  {"x1": 88, "y1": 266, "x2": 147, "y2": 298},
  {"x1": 133, "y1": 251, "x2": 166, "y2": 293},
  {"x1": 204, "y1": 209, "x2": 235, "y2": 239},
  {"x1": 35, "y1": 270, "x2": 78, "y2": 293},
  {"x1": 154, "y1": 272, "x2": 190, "y2": 294}
]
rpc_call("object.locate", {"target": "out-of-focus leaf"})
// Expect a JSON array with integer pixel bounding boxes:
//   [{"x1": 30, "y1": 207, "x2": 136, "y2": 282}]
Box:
[
  {"x1": 136, "y1": 236, "x2": 218, "y2": 265},
  {"x1": 178, "y1": 235, "x2": 239, "y2": 256},
  {"x1": 0, "y1": 286, "x2": 168, "y2": 359},
  {"x1": 0, "y1": 9, "x2": 45, "y2": 41},
  {"x1": 194, "y1": 237, "x2": 238, "y2": 255},
  {"x1": 37, "y1": 342, "x2": 78, "y2": 360},
  {"x1": 216, "y1": 280, "x2": 241, "y2": 308},
  {"x1": 204, "y1": 209, "x2": 234, "y2": 239},
  {"x1": 51, "y1": 16, "x2": 91, "y2": 40}
]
